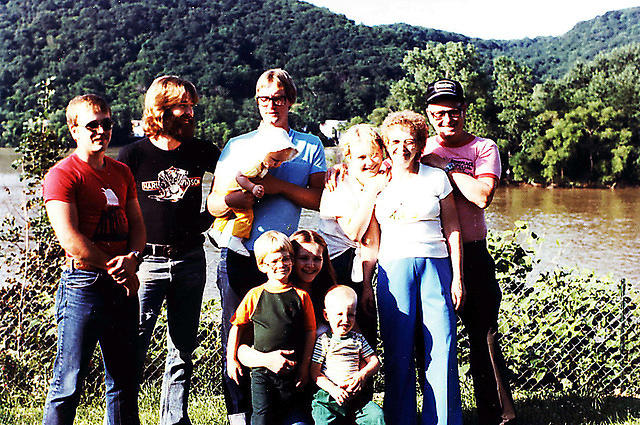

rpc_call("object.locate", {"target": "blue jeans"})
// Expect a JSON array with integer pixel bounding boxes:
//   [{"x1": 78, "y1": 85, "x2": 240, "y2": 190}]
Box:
[
  {"x1": 377, "y1": 257, "x2": 462, "y2": 425},
  {"x1": 42, "y1": 269, "x2": 139, "y2": 425},
  {"x1": 137, "y1": 248, "x2": 206, "y2": 425},
  {"x1": 251, "y1": 368, "x2": 313, "y2": 425}
]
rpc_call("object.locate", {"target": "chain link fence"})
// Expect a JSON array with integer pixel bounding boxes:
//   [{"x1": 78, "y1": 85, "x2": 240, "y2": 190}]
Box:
[{"x1": 1, "y1": 228, "x2": 639, "y2": 408}]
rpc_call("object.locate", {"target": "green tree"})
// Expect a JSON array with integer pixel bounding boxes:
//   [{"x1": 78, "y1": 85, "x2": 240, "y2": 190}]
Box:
[
  {"x1": 533, "y1": 101, "x2": 632, "y2": 185},
  {"x1": 492, "y1": 56, "x2": 534, "y2": 180},
  {"x1": 388, "y1": 41, "x2": 493, "y2": 136}
]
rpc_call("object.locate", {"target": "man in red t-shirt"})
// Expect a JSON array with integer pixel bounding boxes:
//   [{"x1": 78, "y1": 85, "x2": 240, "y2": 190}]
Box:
[{"x1": 42, "y1": 94, "x2": 146, "y2": 425}]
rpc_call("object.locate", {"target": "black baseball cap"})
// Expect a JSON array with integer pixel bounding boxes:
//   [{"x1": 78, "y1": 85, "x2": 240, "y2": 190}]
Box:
[{"x1": 426, "y1": 79, "x2": 465, "y2": 104}]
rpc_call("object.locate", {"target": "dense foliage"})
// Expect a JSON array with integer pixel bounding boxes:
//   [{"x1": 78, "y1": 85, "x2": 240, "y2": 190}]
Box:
[
  {"x1": 1, "y1": 0, "x2": 640, "y2": 154},
  {"x1": 486, "y1": 224, "x2": 639, "y2": 395},
  {"x1": 494, "y1": 7, "x2": 640, "y2": 79},
  {"x1": 0, "y1": 0, "x2": 467, "y2": 148},
  {"x1": 0, "y1": 80, "x2": 67, "y2": 405},
  {"x1": 384, "y1": 41, "x2": 640, "y2": 186}
]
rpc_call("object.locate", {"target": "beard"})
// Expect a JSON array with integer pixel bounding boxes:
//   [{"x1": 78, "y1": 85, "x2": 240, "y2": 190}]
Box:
[{"x1": 163, "y1": 113, "x2": 195, "y2": 142}]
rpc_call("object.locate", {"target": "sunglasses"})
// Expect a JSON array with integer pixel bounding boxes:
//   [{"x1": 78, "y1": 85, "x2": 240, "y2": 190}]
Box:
[{"x1": 83, "y1": 118, "x2": 113, "y2": 132}]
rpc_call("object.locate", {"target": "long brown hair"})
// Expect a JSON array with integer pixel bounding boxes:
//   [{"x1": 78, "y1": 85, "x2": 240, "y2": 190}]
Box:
[
  {"x1": 290, "y1": 230, "x2": 337, "y2": 308},
  {"x1": 142, "y1": 75, "x2": 198, "y2": 139}
]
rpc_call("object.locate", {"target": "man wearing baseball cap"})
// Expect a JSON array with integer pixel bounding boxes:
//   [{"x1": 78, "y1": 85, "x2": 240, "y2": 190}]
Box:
[{"x1": 422, "y1": 78, "x2": 517, "y2": 425}]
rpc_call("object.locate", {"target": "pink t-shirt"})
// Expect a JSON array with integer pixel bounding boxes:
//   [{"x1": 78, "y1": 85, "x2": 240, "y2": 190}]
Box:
[{"x1": 423, "y1": 136, "x2": 501, "y2": 243}]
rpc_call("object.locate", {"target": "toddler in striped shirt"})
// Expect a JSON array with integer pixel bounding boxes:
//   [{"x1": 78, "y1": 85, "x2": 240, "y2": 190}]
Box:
[{"x1": 310, "y1": 285, "x2": 385, "y2": 424}]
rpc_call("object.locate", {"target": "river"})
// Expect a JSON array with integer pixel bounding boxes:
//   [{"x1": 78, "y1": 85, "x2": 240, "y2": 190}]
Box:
[{"x1": 1, "y1": 147, "x2": 638, "y2": 298}]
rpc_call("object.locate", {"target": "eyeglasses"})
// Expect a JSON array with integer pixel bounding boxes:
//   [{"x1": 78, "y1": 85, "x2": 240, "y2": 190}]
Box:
[
  {"x1": 256, "y1": 95, "x2": 287, "y2": 106},
  {"x1": 264, "y1": 255, "x2": 293, "y2": 267},
  {"x1": 430, "y1": 109, "x2": 462, "y2": 121},
  {"x1": 82, "y1": 118, "x2": 113, "y2": 132}
]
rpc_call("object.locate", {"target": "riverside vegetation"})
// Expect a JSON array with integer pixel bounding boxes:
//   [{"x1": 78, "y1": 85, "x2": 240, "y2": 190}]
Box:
[
  {"x1": 0, "y1": 83, "x2": 639, "y2": 424},
  {"x1": 1, "y1": 0, "x2": 640, "y2": 186}
]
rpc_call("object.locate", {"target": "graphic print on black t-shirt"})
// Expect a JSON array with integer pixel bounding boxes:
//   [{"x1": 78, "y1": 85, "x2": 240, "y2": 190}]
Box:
[
  {"x1": 94, "y1": 188, "x2": 128, "y2": 242},
  {"x1": 117, "y1": 137, "x2": 219, "y2": 245},
  {"x1": 141, "y1": 166, "x2": 202, "y2": 203}
]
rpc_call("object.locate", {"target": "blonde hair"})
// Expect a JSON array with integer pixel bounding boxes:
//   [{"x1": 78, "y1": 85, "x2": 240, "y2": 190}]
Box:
[
  {"x1": 255, "y1": 69, "x2": 297, "y2": 104},
  {"x1": 254, "y1": 231, "x2": 294, "y2": 266},
  {"x1": 324, "y1": 285, "x2": 357, "y2": 309},
  {"x1": 339, "y1": 124, "x2": 386, "y2": 161},
  {"x1": 66, "y1": 94, "x2": 110, "y2": 128},
  {"x1": 142, "y1": 75, "x2": 199, "y2": 138},
  {"x1": 381, "y1": 110, "x2": 428, "y2": 153}
]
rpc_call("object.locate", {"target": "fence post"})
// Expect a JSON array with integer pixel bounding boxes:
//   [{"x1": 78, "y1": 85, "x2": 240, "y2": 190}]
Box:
[{"x1": 618, "y1": 278, "x2": 627, "y2": 388}]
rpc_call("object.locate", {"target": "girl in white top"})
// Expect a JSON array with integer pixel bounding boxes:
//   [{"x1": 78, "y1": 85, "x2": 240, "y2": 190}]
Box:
[
  {"x1": 318, "y1": 124, "x2": 389, "y2": 344},
  {"x1": 363, "y1": 110, "x2": 463, "y2": 425}
]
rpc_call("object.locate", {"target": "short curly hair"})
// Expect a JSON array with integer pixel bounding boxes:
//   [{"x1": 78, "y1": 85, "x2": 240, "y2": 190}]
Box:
[{"x1": 381, "y1": 110, "x2": 428, "y2": 153}]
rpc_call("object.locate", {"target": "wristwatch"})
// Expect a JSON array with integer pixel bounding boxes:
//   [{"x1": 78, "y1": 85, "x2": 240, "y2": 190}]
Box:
[{"x1": 443, "y1": 161, "x2": 456, "y2": 173}]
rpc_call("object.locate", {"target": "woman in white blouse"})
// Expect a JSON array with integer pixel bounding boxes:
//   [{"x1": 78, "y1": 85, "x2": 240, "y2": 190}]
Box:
[{"x1": 363, "y1": 110, "x2": 464, "y2": 425}]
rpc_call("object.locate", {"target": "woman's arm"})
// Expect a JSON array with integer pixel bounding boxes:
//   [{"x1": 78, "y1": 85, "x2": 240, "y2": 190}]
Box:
[
  {"x1": 440, "y1": 193, "x2": 464, "y2": 310},
  {"x1": 359, "y1": 214, "x2": 381, "y2": 317},
  {"x1": 296, "y1": 329, "x2": 316, "y2": 388}
]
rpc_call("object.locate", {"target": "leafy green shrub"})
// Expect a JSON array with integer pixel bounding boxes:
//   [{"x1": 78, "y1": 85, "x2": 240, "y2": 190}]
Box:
[
  {"x1": 0, "y1": 79, "x2": 67, "y2": 405},
  {"x1": 457, "y1": 222, "x2": 639, "y2": 397},
  {"x1": 500, "y1": 270, "x2": 639, "y2": 395}
]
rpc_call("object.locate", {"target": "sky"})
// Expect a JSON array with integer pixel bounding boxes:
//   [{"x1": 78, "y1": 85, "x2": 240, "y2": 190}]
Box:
[{"x1": 303, "y1": 0, "x2": 640, "y2": 40}]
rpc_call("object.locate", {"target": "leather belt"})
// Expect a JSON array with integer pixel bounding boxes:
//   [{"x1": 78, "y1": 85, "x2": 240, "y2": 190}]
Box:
[
  {"x1": 143, "y1": 243, "x2": 199, "y2": 259},
  {"x1": 66, "y1": 258, "x2": 102, "y2": 272}
]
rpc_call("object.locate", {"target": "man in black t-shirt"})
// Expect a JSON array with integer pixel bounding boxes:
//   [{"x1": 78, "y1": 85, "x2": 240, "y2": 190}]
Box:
[{"x1": 118, "y1": 76, "x2": 220, "y2": 425}]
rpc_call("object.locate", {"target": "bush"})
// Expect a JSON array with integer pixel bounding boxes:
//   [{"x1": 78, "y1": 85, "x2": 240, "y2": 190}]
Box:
[{"x1": 499, "y1": 270, "x2": 639, "y2": 394}]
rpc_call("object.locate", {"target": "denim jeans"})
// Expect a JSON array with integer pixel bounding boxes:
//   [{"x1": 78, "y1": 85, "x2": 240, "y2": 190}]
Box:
[
  {"x1": 250, "y1": 368, "x2": 313, "y2": 425},
  {"x1": 217, "y1": 248, "x2": 265, "y2": 419},
  {"x1": 42, "y1": 269, "x2": 139, "y2": 425},
  {"x1": 137, "y1": 248, "x2": 206, "y2": 425}
]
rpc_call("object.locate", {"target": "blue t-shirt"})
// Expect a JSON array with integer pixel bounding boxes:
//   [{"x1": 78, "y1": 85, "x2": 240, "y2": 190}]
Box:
[{"x1": 215, "y1": 127, "x2": 327, "y2": 249}]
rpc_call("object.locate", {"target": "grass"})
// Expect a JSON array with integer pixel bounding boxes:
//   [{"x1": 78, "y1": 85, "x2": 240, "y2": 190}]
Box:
[{"x1": 3, "y1": 387, "x2": 639, "y2": 425}]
